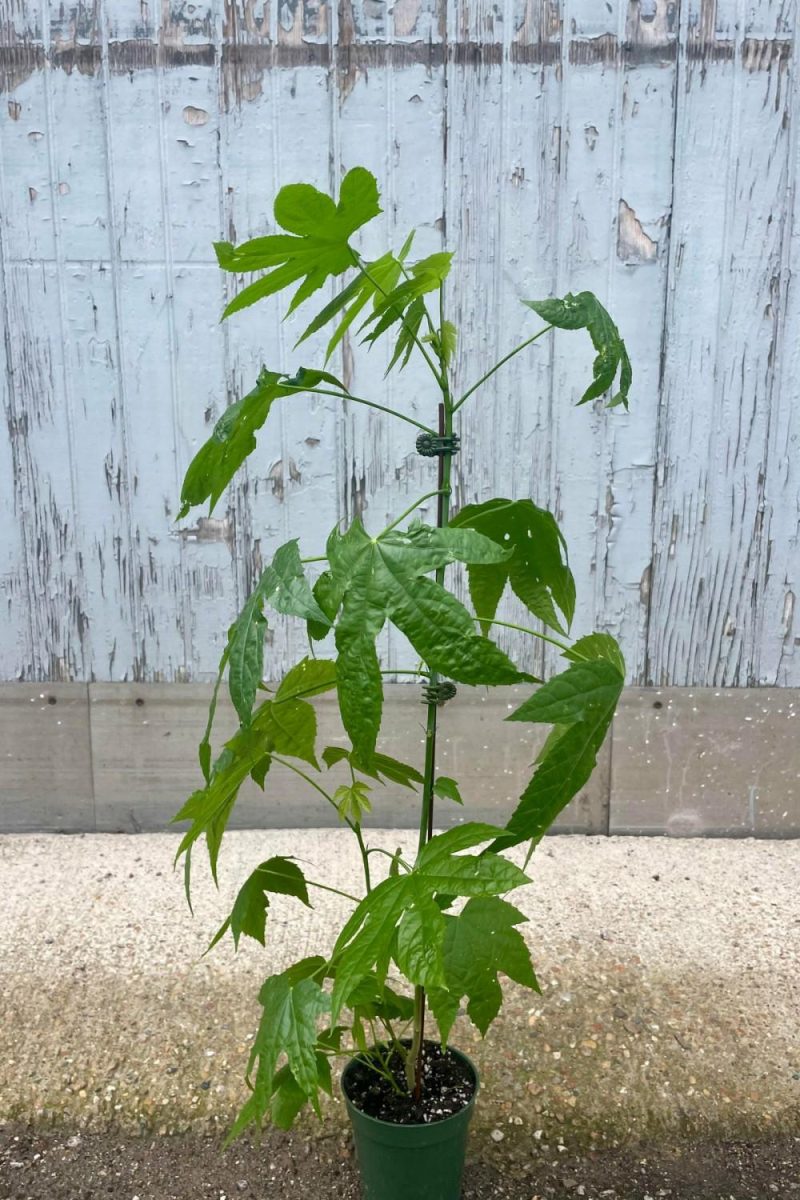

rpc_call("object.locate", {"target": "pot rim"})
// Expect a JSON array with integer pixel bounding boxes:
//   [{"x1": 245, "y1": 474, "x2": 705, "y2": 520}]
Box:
[{"x1": 341, "y1": 1042, "x2": 480, "y2": 1131}]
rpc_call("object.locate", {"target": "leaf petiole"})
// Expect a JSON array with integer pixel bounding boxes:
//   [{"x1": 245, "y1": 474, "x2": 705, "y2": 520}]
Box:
[
  {"x1": 351, "y1": 251, "x2": 446, "y2": 390},
  {"x1": 472, "y1": 614, "x2": 571, "y2": 655},
  {"x1": 453, "y1": 324, "x2": 553, "y2": 412},
  {"x1": 380, "y1": 489, "x2": 450, "y2": 537},
  {"x1": 282, "y1": 383, "x2": 436, "y2": 435}
]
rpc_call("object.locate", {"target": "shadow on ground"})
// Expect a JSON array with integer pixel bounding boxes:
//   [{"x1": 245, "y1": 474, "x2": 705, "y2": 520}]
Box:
[{"x1": 2, "y1": 1124, "x2": 799, "y2": 1199}]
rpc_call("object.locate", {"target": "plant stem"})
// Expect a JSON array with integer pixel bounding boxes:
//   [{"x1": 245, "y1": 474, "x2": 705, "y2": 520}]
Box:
[
  {"x1": 305, "y1": 878, "x2": 361, "y2": 903},
  {"x1": 271, "y1": 755, "x2": 372, "y2": 894},
  {"x1": 380, "y1": 489, "x2": 449, "y2": 536},
  {"x1": 354, "y1": 825, "x2": 372, "y2": 893},
  {"x1": 283, "y1": 383, "x2": 436, "y2": 435},
  {"x1": 452, "y1": 325, "x2": 553, "y2": 413},
  {"x1": 410, "y1": 294, "x2": 455, "y2": 1100}
]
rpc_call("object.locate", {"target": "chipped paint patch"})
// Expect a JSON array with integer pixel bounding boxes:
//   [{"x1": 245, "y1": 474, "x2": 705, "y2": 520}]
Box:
[{"x1": 617, "y1": 200, "x2": 658, "y2": 263}]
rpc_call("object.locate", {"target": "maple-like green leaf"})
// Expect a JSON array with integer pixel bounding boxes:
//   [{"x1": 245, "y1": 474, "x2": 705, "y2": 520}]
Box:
[
  {"x1": 326, "y1": 519, "x2": 532, "y2": 762},
  {"x1": 490, "y1": 637, "x2": 625, "y2": 853},
  {"x1": 269, "y1": 1065, "x2": 308, "y2": 1130},
  {"x1": 226, "y1": 969, "x2": 330, "y2": 1139},
  {"x1": 226, "y1": 543, "x2": 330, "y2": 725},
  {"x1": 395, "y1": 883, "x2": 447, "y2": 989},
  {"x1": 525, "y1": 291, "x2": 632, "y2": 409},
  {"x1": 175, "y1": 664, "x2": 335, "y2": 879},
  {"x1": 215, "y1": 167, "x2": 381, "y2": 320},
  {"x1": 179, "y1": 368, "x2": 343, "y2": 519},
  {"x1": 441, "y1": 897, "x2": 539, "y2": 1034},
  {"x1": 426, "y1": 985, "x2": 461, "y2": 1047},
  {"x1": 329, "y1": 824, "x2": 529, "y2": 1019},
  {"x1": 207, "y1": 857, "x2": 310, "y2": 952},
  {"x1": 564, "y1": 631, "x2": 626, "y2": 677},
  {"x1": 333, "y1": 780, "x2": 373, "y2": 823},
  {"x1": 433, "y1": 776, "x2": 463, "y2": 805},
  {"x1": 450, "y1": 498, "x2": 575, "y2": 636}
]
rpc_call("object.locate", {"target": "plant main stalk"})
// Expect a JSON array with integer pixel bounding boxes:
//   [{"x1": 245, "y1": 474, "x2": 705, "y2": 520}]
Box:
[{"x1": 409, "y1": 381, "x2": 454, "y2": 1099}]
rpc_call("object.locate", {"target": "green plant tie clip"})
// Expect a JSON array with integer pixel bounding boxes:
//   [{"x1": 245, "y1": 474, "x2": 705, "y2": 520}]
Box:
[
  {"x1": 415, "y1": 432, "x2": 461, "y2": 458},
  {"x1": 421, "y1": 681, "x2": 458, "y2": 707}
]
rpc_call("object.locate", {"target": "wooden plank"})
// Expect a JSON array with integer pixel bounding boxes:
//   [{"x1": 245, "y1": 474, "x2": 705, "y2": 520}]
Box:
[
  {"x1": 332, "y1": 0, "x2": 446, "y2": 673},
  {"x1": 219, "y1": 38, "x2": 340, "y2": 679},
  {"x1": 1, "y1": 264, "x2": 88, "y2": 679},
  {"x1": 88, "y1": 681, "x2": 606, "y2": 832},
  {"x1": 443, "y1": 0, "x2": 560, "y2": 681},
  {"x1": 0, "y1": 683, "x2": 94, "y2": 831},
  {"x1": 545, "y1": 0, "x2": 675, "y2": 685},
  {"x1": 757, "y1": 4, "x2": 800, "y2": 685},
  {"x1": 646, "y1": 0, "x2": 795, "y2": 686},
  {"x1": 0, "y1": 131, "x2": 33, "y2": 679},
  {"x1": 611, "y1": 687, "x2": 800, "y2": 836}
]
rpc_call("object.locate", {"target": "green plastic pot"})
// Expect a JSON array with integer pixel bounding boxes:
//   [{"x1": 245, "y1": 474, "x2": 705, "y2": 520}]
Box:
[{"x1": 341, "y1": 1047, "x2": 479, "y2": 1200}]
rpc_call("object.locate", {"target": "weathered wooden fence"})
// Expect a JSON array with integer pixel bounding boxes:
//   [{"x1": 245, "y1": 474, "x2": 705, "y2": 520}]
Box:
[{"x1": 1, "y1": 0, "x2": 798, "y2": 690}]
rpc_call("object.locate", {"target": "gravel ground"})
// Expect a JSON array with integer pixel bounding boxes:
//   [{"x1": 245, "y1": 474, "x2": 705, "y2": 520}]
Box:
[
  {"x1": 1, "y1": 831, "x2": 798, "y2": 1167},
  {"x1": 2, "y1": 1124, "x2": 800, "y2": 1199}
]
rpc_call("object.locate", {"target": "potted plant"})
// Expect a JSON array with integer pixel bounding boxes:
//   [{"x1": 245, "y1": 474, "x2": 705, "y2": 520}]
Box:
[{"x1": 173, "y1": 167, "x2": 631, "y2": 1200}]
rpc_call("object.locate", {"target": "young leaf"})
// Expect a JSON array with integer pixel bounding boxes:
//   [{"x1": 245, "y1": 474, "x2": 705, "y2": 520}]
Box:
[
  {"x1": 490, "y1": 642, "x2": 625, "y2": 853},
  {"x1": 450, "y1": 498, "x2": 575, "y2": 636},
  {"x1": 433, "y1": 776, "x2": 464, "y2": 805},
  {"x1": 360, "y1": 252, "x2": 453, "y2": 375},
  {"x1": 322, "y1": 745, "x2": 423, "y2": 790},
  {"x1": 207, "y1": 856, "x2": 311, "y2": 952},
  {"x1": 423, "y1": 320, "x2": 458, "y2": 368},
  {"x1": 275, "y1": 657, "x2": 337, "y2": 703},
  {"x1": 524, "y1": 291, "x2": 632, "y2": 409},
  {"x1": 333, "y1": 780, "x2": 373, "y2": 823},
  {"x1": 326, "y1": 518, "x2": 532, "y2": 762},
  {"x1": 441, "y1": 897, "x2": 539, "y2": 1035},
  {"x1": 297, "y1": 243, "x2": 412, "y2": 362},
  {"x1": 215, "y1": 167, "x2": 381, "y2": 320}
]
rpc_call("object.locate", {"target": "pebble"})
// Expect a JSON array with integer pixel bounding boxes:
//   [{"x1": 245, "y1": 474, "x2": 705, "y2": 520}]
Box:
[{"x1": 491, "y1": 1129, "x2": 505, "y2": 1142}]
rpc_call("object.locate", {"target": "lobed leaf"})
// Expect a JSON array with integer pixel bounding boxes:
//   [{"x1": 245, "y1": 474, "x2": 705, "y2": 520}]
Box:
[
  {"x1": 440, "y1": 897, "x2": 539, "y2": 1035},
  {"x1": 326, "y1": 518, "x2": 531, "y2": 762},
  {"x1": 524, "y1": 291, "x2": 632, "y2": 409},
  {"x1": 179, "y1": 369, "x2": 348, "y2": 519},
  {"x1": 208, "y1": 856, "x2": 310, "y2": 952},
  {"x1": 216, "y1": 167, "x2": 381, "y2": 321},
  {"x1": 451, "y1": 498, "x2": 575, "y2": 636},
  {"x1": 490, "y1": 638, "x2": 625, "y2": 853}
]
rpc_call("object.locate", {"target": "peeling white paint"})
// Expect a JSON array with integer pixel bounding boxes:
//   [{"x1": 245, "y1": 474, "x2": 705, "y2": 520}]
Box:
[{"x1": 0, "y1": 0, "x2": 798, "y2": 688}]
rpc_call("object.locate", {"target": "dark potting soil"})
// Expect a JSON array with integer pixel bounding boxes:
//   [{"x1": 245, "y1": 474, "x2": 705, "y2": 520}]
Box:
[{"x1": 343, "y1": 1040, "x2": 475, "y2": 1125}]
